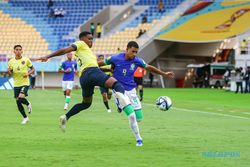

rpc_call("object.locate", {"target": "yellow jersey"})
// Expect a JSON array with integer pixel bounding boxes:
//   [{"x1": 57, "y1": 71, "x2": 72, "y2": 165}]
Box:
[
  {"x1": 96, "y1": 25, "x2": 102, "y2": 33},
  {"x1": 8, "y1": 56, "x2": 33, "y2": 87},
  {"x1": 72, "y1": 41, "x2": 98, "y2": 74},
  {"x1": 102, "y1": 64, "x2": 112, "y2": 75}
]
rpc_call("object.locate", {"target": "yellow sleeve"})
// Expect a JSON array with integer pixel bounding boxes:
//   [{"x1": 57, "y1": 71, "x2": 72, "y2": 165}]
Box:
[
  {"x1": 26, "y1": 58, "x2": 33, "y2": 68},
  {"x1": 72, "y1": 41, "x2": 84, "y2": 51}
]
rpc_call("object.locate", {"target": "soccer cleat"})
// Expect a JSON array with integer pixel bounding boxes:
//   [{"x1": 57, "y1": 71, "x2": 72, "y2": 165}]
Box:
[
  {"x1": 136, "y1": 140, "x2": 143, "y2": 147},
  {"x1": 117, "y1": 107, "x2": 122, "y2": 113},
  {"x1": 64, "y1": 103, "x2": 68, "y2": 110},
  {"x1": 107, "y1": 109, "x2": 111, "y2": 113},
  {"x1": 27, "y1": 101, "x2": 32, "y2": 114},
  {"x1": 21, "y1": 117, "x2": 29, "y2": 125},
  {"x1": 59, "y1": 115, "x2": 67, "y2": 132}
]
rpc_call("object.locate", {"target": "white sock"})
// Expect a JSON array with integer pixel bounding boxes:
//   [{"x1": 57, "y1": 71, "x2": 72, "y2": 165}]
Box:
[{"x1": 128, "y1": 112, "x2": 142, "y2": 141}]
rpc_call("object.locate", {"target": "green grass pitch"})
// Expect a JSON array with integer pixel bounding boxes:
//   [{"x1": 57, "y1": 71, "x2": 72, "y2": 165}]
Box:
[{"x1": 0, "y1": 88, "x2": 249, "y2": 167}]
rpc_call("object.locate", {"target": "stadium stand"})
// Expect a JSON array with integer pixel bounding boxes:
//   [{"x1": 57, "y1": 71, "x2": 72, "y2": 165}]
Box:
[
  {"x1": 0, "y1": 10, "x2": 50, "y2": 58},
  {"x1": 0, "y1": 0, "x2": 128, "y2": 58},
  {"x1": 92, "y1": 0, "x2": 184, "y2": 54},
  {"x1": 0, "y1": 0, "x2": 184, "y2": 57}
]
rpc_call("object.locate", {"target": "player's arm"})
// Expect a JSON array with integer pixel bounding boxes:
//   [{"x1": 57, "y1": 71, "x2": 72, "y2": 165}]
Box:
[
  {"x1": 7, "y1": 66, "x2": 13, "y2": 75},
  {"x1": 7, "y1": 61, "x2": 13, "y2": 75},
  {"x1": 145, "y1": 65, "x2": 175, "y2": 78},
  {"x1": 74, "y1": 65, "x2": 78, "y2": 74},
  {"x1": 58, "y1": 64, "x2": 65, "y2": 73},
  {"x1": 23, "y1": 66, "x2": 35, "y2": 78},
  {"x1": 28, "y1": 66, "x2": 35, "y2": 77},
  {"x1": 58, "y1": 66, "x2": 64, "y2": 73},
  {"x1": 37, "y1": 46, "x2": 75, "y2": 62}
]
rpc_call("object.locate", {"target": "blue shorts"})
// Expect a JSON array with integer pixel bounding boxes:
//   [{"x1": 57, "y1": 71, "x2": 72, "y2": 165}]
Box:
[
  {"x1": 80, "y1": 67, "x2": 110, "y2": 97},
  {"x1": 14, "y1": 86, "x2": 29, "y2": 98},
  {"x1": 100, "y1": 74, "x2": 110, "y2": 94}
]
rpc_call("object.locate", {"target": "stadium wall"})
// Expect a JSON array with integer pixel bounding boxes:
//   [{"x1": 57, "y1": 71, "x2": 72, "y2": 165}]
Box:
[{"x1": 35, "y1": 73, "x2": 80, "y2": 88}]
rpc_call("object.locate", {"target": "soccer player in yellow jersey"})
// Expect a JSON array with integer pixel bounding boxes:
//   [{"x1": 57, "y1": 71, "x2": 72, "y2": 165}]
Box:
[
  {"x1": 37, "y1": 31, "x2": 143, "y2": 146},
  {"x1": 8, "y1": 45, "x2": 35, "y2": 124}
]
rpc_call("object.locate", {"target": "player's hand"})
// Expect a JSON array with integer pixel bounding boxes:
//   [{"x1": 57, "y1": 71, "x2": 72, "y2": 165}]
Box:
[
  {"x1": 164, "y1": 71, "x2": 175, "y2": 78},
  {"x1": 7, "y1": 67, "x2": 13, "y2": 75},
  {"x1": 35, "y1": 56, "x2": 49, "y2": 62},
  {"x1": 65, "y1": 68, "x2": 72, "y2": 73}
]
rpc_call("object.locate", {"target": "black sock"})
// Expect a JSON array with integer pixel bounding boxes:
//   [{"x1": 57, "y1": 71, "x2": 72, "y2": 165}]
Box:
[
  {"x1": 103, "y1": 101, "x2": 110, "y2": 110},
  {"x1": 139, "y1": 90, "x2": 143, "y2": 99},
  {"x1": 19, "y1": 98, "x2": 29, "y2": 106},
  {"x1": 16, "y1": 100, "x2": 27, "y2": 118},
  {"x1": 65, "y1": 102, "x2": 91, "y2": 120}
]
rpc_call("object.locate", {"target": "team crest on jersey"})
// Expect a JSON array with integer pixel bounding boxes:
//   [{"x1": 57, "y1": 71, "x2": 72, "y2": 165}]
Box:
[
  {"x1": 22, "y1": 61, "x2": 25, "y2": 65},
  {"x1": 130, "y1": 63, "x2": 135, "y2": 70}
]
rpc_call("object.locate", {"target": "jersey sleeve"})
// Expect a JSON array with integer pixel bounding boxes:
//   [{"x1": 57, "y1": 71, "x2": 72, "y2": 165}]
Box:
[
  {"x1": 71, "y1": 41, "x2": 83, "y2": 51},
  {"x1": 26, "y1": 58, "x2": 33, "y2": 68},
  {"x1": 59, "y1": 62, "x2": 65, "y2": 70},
  {"x1": 104, "y1": 56, "x2": 113, "y2": 65},
  {"x1": 137, "y1": 57, "x2": 148, "y2": 68}
]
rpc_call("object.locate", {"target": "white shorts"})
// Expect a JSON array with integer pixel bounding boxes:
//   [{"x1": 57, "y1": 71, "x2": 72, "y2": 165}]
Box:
[
  {"x1": 114, "y1": 88, "x2": 142, "y2": 110},
  {"x1": 62, "y1": 81, "x2": 74, "y2": 91}
]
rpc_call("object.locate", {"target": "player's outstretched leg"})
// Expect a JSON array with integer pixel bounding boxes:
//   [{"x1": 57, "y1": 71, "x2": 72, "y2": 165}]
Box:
[
  {"x1": 59, "y1": 101, "x2": 92, "y2": 132},
  {"x1": 59, "y1": 115, "x2": 67, "y2": 132},
  {"x1": 111, "y1": 81, "x2": 143, "y2": 146}
]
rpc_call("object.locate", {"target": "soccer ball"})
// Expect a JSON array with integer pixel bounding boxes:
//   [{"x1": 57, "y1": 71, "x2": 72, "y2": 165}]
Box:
[{"x1": 156, "y1": 96, "x2": 172, "y2": 111}]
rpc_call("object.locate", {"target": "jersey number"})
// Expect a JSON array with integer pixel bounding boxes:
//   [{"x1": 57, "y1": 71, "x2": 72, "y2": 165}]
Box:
[{"x1": 122, "y1": 69, "x2": 127, "y2": 76}]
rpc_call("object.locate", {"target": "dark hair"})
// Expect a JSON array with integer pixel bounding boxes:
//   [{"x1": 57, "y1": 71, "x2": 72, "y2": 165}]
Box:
[
  {"x1": 98, "y1": 55, "x2": 104, "y2": 58},
  {"x1": 14, "y1": 45, "x2": 22, "y2": 49},
  {"x1": 127, "y1": 41, "x2": 139, "y2": 49},
  {"x1": 79, "y1": 31, "x2": 92, "y2": 39}
]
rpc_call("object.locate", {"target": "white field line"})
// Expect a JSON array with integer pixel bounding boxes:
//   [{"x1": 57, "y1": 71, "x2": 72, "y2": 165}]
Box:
[
  {"x1": 172, "y1": 107, "x2": 250, "y2": 120},
  {"x1": 41, "y1": 90, "x2": 250, "y2": 120},
  {"x1": 142, "y1": 103, "x2": 250, "y2": 120},
  {"x1": 242, "y1": 112, "x2": 250, "y2": 115}
]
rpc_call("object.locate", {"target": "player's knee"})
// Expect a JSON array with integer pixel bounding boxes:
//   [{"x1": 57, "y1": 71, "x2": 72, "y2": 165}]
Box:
[
  {"x1": 114, "y1": 91, "x2": 130, "y2": 107},
  {"x1": 17, "y1": 97, "x2": 24, "y2": 102}
]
